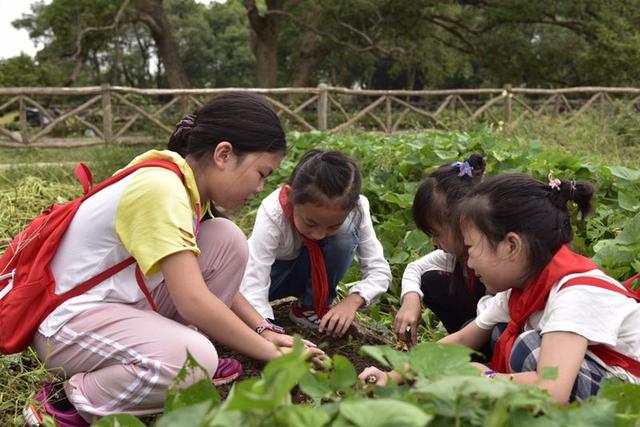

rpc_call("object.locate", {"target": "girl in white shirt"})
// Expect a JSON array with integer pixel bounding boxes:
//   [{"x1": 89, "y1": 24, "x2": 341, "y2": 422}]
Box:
[
  {"x1": 241, "y1": 150, "x2": 391, "y2": 337},
  {"x1": 362, "y1": 173, "x2": 640, "y2": 403},
  {"x1": 396, "y1": 155, "x2": 487, "y2": 343}
]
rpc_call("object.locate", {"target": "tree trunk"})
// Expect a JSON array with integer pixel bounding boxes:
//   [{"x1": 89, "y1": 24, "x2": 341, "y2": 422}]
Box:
[
  {"x1": 244, "y1": 0, "x2": 283, "y2": 88},
  {"x1": 289, "y1": 7, "x2": 328, "y2": 87},
  {"x1": 134, "y1": 0, "x2": 189, "y2": 88}
]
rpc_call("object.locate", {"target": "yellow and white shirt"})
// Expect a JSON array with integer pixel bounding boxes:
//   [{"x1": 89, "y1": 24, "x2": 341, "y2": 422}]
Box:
[{"x1": 39, "y1": 150, "x2": 203, "y2": 337}]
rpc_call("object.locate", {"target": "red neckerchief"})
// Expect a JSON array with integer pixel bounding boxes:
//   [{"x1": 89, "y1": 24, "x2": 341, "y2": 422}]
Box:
[
  {"x1": 278, "y1": 185, "x2": 330, "y2": 317},
  {"x1": 491, "y1": 245, "x2": 599, "y2": 372}
]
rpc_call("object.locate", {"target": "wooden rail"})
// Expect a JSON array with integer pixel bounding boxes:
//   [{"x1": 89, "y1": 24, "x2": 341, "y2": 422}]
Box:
[{"x1": 1, "y1": 84, "x2": 639, "y2": 147}]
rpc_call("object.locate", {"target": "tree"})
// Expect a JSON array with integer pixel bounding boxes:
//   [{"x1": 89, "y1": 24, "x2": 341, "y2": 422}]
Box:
[{"x1": 14, "y1": 0, "x2": 189, "y2": 88}]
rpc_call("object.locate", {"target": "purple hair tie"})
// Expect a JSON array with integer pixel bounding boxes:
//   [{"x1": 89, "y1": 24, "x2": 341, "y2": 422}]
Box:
[
  {"x1": 173, "y1": 114, "x2": 197, "y2": 140},
  {"x1": 451, "y1": 160, "x2": 473, "y2": 178}
]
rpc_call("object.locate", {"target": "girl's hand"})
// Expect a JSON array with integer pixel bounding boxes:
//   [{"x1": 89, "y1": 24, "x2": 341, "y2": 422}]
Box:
[
  {"x1": 261, "y1": 330, "x2": 317, "y2": 349},
  {"x1": 319, "y1": 294, "x2": 364, "y2": 337},
  {"x1": 277, "y1": 344, "x2": 327, "y2": 367},
  {"x1": 358, "y1": 366, "x2": 390, "y2": 386},
  {"x1": 394, "y1": 292, "x2": 421, "y2": 343}
]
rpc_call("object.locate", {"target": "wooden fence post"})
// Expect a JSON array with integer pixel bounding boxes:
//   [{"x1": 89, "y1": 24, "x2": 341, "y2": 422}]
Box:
[
  {"x1": 318, "y1": 83, "x2": 328, "y2": 131},
  {"x1": 503, "y1": 84, "x2": 512, "y2": 124},
  {"x1": 385, "y1": 96, "x2": 392, "y2": 133},
  {"x1": 19, "y1": 95, "x2": 28, "y2": 144},
  {"x1": 102, "y1": 84, "x2": 113, "y2": 144}
]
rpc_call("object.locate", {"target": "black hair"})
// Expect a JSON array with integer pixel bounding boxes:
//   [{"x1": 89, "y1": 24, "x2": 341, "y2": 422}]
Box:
[
  {"x1": 457, "y1": 173, "x2": 595, "y2": 281},
  {"x1": 168, "y1": 92, "x2": 286, "y2": 159},
  {"x1": 413, "y1": 154, "x2": 486, "y2": 246},
  {"x1": 412, "y1": 154, "x2": 486, "y2": 300},
  {"x1": 287, "y1": 150, "x2": 361, "y2": 213}
]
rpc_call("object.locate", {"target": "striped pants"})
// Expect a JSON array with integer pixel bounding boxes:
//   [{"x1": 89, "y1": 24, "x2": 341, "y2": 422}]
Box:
[
  {"x1": 32, "y1": 218, "x2": 248, "y2": 420},
  {"x1": 494, "y1": 327, "x2": 614, "y2": 401}
]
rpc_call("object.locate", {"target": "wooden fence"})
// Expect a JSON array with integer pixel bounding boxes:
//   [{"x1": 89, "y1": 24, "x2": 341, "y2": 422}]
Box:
[{"x1": 1, "y1": 84, "x2": 640, "y2": 147}]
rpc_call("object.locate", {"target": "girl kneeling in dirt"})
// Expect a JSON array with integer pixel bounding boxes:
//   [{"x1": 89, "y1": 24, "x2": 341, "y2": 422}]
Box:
[
  {"x1": 240, "y1": 150, "x2": 392, "y2": 337},
  {"x1": 31, "y1": 93, "x2": 322, "y2": 425},
  {"x1": 361, "y1": 173, "x2": 640, "y2": 403},
  {"x1": 395, "y1": 154, "x2": 488, "y2": 347}
]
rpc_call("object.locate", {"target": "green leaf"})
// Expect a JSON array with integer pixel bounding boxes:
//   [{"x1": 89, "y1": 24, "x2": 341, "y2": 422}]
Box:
[
  {"x1": 404, "y1": 229, "x2": 429, "y2": 251},
  {"x1": 155, "y1": 401, "x2": 213, "y2": 427},
  {"x1": 409, "y1": 342, "x2": 478, "y2": 380},
  {"x1": 329, "y1": 355, "x2": 357, "y2": 392},
  {"x1": 388, "y1": 250, "x2": 410, "y2": 264},
  {"x1": 339, "y1": 398, "x2": 433, "y2": 427},
  {"x1": 541, "y1": 366, "x2": 559, "y2": 381},
  {"x1": 299, "y1": 371, "x2": 332, "y2": 399},
  {"x1": 598, "y1": 378, "x2": 640, "y2": 427},
  {"x1": 618, "y1": 190, "x2": 640, "y2": 211},
  {"x1": 225, "y1": 337, "x2": 309, "y2": 411},
  {"x1": 164, "y1": 352, "x2": 220, "y2": 413},
  {"x1": 274, "y1": 406, "x2": 331, "y2": 427},
  {"x1": 609, "y1": 166, "x2": 640, "y2": 181},
  {"x1": 93, "y1": 414, "x2": 146, "y2": 427},
  {"x1": 360, "y1": 345, "x2": 410, "y2": 372}
]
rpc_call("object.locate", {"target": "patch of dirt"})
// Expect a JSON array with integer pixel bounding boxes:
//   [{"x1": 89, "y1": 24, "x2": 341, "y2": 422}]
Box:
[{"x1": 216, "y1": 299, "x2": 392, "y2": 402}]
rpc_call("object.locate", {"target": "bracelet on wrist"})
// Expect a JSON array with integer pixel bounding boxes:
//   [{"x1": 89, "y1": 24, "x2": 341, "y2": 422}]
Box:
[
  {"x1": 484, "y1": 370, "x2": 498, "y2": 379},
  {"x1": 255, "y1": 320, "x2": 285, "y2": 335}
]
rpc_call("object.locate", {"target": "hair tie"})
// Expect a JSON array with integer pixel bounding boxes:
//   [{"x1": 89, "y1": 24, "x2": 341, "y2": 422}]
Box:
[
  {"x1": 569, "y1": 179, "x2": 577, "y2": 200},
  {"x1": 173, "y1": 114, "x2": 197, "y2": 140},
  {"x1": 548, "y1": 171, "x2": 561, "y2": 191},
  {"x1": 451, "y1": 160, "x2": 473, "y2": 178}
]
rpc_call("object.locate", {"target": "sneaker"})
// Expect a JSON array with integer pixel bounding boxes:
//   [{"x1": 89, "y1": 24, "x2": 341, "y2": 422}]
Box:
[
  {"x1": 212, "y1": 358, "x2": 242, "y2": 386},
  {"x1": 289, "y1": 304, "x2": 321, "y2": 330},
  {"x1": 23, "y1": 381, "x2": 89, "y2": 427}
]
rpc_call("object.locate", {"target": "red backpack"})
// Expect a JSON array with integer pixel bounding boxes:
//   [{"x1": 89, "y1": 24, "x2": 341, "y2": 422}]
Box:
[{"x1": 0, "y1": 160, "x2": 183, "y2": 354}]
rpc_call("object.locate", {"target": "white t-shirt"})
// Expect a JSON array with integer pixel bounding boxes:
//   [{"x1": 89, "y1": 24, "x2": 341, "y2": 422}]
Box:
[
  {"x1": 39, "y1": 150, "x2": 202, "y2": 337},
  {"x1": 400, "y1": 250, "x2": 492, "y2": 314},
  {"x1": 240, "y1": 189, "x2": 391, "y2": 319},
  {"x1": 476, "y1": 269, "x2": 640, "y2": 383},
  {"x1": 400, "y1": 250, "x2": 456, "y2": 300}
]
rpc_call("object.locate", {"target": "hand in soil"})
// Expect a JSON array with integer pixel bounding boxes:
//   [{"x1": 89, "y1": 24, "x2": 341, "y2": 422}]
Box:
[
  {"x1": 278, "y1": 344, "x2": 326, "y2": 367},
  {"x1": 319, "y1": 294, "x2": 363, "y2": 337},
  {"x1": 261, "y1": 329, "x2": 318, "y2": 349},
  {"x1": 394, "y1": 292, "x2": 420, "y2": 344}
]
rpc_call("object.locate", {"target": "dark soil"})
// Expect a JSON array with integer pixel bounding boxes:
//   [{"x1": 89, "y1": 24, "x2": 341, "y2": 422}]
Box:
[{"x1": 215, "y1": 299, "x2": 391, "y2": 402}]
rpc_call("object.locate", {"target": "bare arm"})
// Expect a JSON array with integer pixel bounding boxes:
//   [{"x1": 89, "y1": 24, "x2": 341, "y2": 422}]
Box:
[
  {"x1": 470, "y1": 331, "x2": 587, "y2": 404},
  {"x1": 160, "y1": 251, "x2": 280, "y2": 362},
  {"x1": 439, "y1": 320, "x2": 492, "y2": 350}
]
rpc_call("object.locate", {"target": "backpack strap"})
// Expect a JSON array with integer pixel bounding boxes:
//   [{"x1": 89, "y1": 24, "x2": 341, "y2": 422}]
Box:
[
  {"x1": 135, "y1": 265, "x2": 158, "y2": 311},
  {"x1": 559, "y1": 275, "x2": 640, "y2": 377},
  {"x1": 62, "y1": 159, "x2": 186, "y2": 311},
  {"x1": 74, "y1": 163, "x2": 94, "y2": 196},
  {"x1": 560, "y1": 276, "x2": 640, "y2": 301}
]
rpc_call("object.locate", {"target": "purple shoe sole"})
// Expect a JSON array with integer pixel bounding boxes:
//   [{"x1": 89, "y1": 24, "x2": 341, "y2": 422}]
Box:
[
  {"x1": 212, "y1": 358, "x2": 243, "y2": 386},
  {"x1": 24, "y1": 382, "x2": 88, "y2": 427}
]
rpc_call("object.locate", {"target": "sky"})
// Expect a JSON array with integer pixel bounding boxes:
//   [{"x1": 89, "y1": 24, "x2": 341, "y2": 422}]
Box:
[
  {"x1": 0, "y1": 0, "x2": 46, "y2": 59},
  {"x1": 0, "y1": 0, "x2": 219, "y2": 60}
]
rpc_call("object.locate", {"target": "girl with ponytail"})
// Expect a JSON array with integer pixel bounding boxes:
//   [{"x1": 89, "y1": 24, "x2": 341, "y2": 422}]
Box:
[
  {"x1": 362, "y1": 172, "x2": 640, "y2": 403},
  {"x1": 396, "y1": 154, "x2": 488, "y2": 344},
  {"x1": 29, "y1": 93, "x2": 322, "y2": 424}
]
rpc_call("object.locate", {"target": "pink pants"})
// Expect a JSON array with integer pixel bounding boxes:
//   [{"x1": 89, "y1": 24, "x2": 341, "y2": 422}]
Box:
[{"x1": 32, "y1": 218, "x2": 248, "y2": 420}]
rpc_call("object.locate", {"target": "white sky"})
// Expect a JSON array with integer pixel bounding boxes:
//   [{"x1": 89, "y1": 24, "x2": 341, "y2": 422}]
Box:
[
  {"x1": 0, "y1": 0, "x2": 219, "y2": 60},
  {"x1": 0, "y1": 0, "x2": 46, "y2": 59}
]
